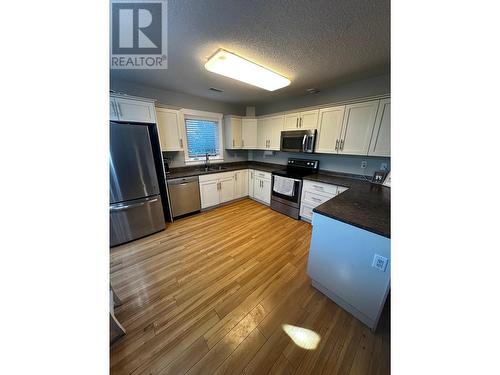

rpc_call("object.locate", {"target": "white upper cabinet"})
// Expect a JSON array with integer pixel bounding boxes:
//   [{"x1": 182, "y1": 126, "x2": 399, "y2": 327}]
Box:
[
  {"x1": 284, "y1": 110, "x2": 319, "y2": 130},
  {"x1": 368, "y1": 98, "x2": 390, "y2": 157},
  {"x1": 224, "y1": 116, "x2": 242, "y2": 149},
  {"x1": 267, "y1": 115, "x2": 284, "y2": 150},
  {"x1": 110, "y1": 98, "x2": 119, "y2": 121},
  {"x1": 316, "y1": 106, "x2": 345, "y2": 154},
  {"x1": 284, "y1": 113, "x2": 299, "y2": 130},
  {"x1": 300, "y1": 110, "x2": 319, "y2": 130},
  {"x1": 257, "y1": 118, "x2": 268, "y2": 150},
  {"x1": 156, "y1": 107, "x2": 184, "y2": 151},
  {"x1": 241, "y1": 118, "x2": 258, "y2": 149},
  {"x1": 114, "y1": 97, "x2": 157, "y2": 123},
  {"x1": 339, "y1": 100, "x2": 379, "y2": 155}
]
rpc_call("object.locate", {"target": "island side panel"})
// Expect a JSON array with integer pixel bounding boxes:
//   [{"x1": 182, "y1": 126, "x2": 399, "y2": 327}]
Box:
[{"x1": 307, "y1": 212, "x2": 390, "y2": 330}]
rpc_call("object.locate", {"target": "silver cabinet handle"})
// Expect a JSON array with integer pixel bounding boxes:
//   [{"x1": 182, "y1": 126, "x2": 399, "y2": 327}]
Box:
[
  {"x1": 340, "y1": 139, "x2": 344, "y2": 150},
  {"x1": 235, "y1": 173, "x2": 238, "y2": 181},
  {"x1": 179, "y1": 138, "x2": 183, "y2": 148},
  {"x1": 313, "y1": 185, "x2": 324, "y2": 190},
  {"x1": 335, "y1": 139, "x2": 339, "y2": 151},
  {"x1": 296, "y1": 118, "x2": 299, "y2": 128},
  {"x1": 242, "y1": 139, "x2": 244, "y2": 148},
  {"x1": 299, "y1": 117, "x2": 302, "y2": 128},
  {"x1": 232, "y1": 139, "x2": 235, "y2": 147},
  {"x1": 312, "y1": 197, "x2": 322, "y2": 202}
]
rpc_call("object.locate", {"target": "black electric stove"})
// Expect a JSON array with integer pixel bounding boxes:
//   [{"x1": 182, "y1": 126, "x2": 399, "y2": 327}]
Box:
[{"x1": 271, "y1": 158, "x2": 319, "y2": 219}]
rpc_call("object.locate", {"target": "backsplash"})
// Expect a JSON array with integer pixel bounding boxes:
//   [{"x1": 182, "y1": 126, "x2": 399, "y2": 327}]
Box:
[
  {"x1": 162, "y1": 149, "x2": 248, "y2": 168},
  {"x1": 163, "y1": 149, "x2": 390, "y2": 175},
  {"x1": 248, "y1": 150, "x2": 390, "y2": 176}
]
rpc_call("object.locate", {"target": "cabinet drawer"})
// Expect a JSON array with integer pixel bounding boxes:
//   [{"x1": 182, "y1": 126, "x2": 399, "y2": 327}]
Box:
[
  {"x1": 303, "y1": 190, "x2": 333, "y2": 206},
  {"x1": 300, "y1": 202, "x2": 315, "y2": 220},
  {"x1": 199, "y1": 171, "x2": 235, "y2": 183},
  {"x1": 303, "y1": 180, "x2": 338, "y2": 195},
  {"x1": 254, "y1": 170, "x2": 271, "y2": 180}
]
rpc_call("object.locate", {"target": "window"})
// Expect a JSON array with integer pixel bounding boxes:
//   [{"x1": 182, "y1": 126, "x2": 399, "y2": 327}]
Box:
[{"x1": 183, "y1": 111, "x2": 223, "y2": 162}]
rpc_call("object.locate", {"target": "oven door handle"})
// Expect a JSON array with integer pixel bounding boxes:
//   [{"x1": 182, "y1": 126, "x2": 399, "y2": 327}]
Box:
[
  {"x1": 273, "y1": 176, "x2": 302, "y2": 183},
  {"x1": 302, "y1": 135, "x2": 307, "y2": 151}
]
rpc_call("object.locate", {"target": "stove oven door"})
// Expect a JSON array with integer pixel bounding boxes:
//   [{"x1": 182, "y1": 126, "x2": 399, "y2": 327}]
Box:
[{"x1": 271, "y1": 175, "x2": 302, "y2": 208}]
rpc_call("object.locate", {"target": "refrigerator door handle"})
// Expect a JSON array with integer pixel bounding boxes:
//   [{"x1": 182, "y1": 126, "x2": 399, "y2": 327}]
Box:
[{"x1": 110, "y1": 197, "x2": 158, "y2": 211}]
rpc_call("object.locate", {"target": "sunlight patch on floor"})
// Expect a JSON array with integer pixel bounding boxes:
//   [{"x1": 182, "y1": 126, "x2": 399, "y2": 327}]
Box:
[{"x1": 282, "y1": 324, "x2": 321, "y2": 350}]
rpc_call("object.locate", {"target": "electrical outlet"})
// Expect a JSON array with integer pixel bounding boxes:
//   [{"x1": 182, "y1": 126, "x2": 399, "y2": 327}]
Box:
[
  {"x1": 380, "y1": 163, "x2": 388, "y2": 171},
  {"x1": 372, "y1": 254, "x2": 388, "y2": 272},
  {"x1": 361, "y1": 161, "x2": 367, "y2": 169}
]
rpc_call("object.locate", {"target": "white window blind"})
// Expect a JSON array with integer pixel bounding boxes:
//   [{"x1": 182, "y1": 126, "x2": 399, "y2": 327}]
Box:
[{"x1": 185, "y1": 118, "x2": 221, "y2": 159}]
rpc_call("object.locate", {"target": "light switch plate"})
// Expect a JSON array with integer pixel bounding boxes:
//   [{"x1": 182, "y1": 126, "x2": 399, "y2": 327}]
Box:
[{"x1": 372, "y1": 254, "x2": 388, "y2": 272}]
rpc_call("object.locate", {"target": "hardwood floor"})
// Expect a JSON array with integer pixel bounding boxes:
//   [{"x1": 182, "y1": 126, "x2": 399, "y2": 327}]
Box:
[{"x1": 110, "y1": 198, "x2": 390, "y2": 375}]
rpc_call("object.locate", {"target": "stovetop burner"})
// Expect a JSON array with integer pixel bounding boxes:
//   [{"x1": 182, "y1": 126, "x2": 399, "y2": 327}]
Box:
[{"x1": 272, "y1": 158, "x2": 320, "y2": 180}]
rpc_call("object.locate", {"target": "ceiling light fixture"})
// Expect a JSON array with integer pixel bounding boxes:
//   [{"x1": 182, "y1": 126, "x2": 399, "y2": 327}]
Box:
[{"x1": 204, "y1": 49, "x2": 291, "y2": 91}]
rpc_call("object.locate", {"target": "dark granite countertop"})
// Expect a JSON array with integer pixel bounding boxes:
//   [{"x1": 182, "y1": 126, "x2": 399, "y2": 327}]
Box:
[
  {"x1": 165, "y1": 161, "x2": 283, "y2": 180},
  {"x1": 166, "y1": 161, "x2": 390, "y2": 238},
  {"x1": 303, "y1": 171, "x2": 390, "y2": 238}
]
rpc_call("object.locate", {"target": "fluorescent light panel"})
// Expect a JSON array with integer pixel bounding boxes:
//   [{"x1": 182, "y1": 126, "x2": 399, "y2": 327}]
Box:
[{"x1": 205, "y1": 49, "x2": 291, "y2": 91}]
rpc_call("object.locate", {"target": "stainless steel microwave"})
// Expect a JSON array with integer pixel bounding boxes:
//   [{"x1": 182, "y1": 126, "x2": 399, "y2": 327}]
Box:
[{"x1": 280, "y1": 130, "x2": 317, "y2": 153}]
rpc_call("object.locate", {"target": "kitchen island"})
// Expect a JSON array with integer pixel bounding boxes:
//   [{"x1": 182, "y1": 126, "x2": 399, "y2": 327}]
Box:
[{"x1": 307, "y1": 180, "x2": 390, "y2": 331}]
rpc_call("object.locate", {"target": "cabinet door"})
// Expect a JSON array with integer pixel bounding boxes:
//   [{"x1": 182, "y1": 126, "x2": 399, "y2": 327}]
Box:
[
  {"x1": 368, "y1": 98, "x2": 390, "y2": 157},
  {"x1": 235, "y1": 170, "x2": 248, "y2": 198},
  {"x1": 261, "y1": 178, "x2": 271, "y2": 205},
  {"x1": 248, "y1": 169, "x2": 254, "y2": 198},
  {"x1": 156, "y1": 108, "x2": 183, "y2": 151},
  {"x1": 284, "y1": 113, "x2": 300, "y2": 130},
  {"x1": 316, "y1": 106, "x2": 345, "y2": 154},
  {"x1": 242, "y1": 119, "x2": 258, "y2": 149},
  {"x1": 110, "y1": 98, "x2": 119, "y2": 121},
  {"x1": 200, "y1": 180, "x2": 220, "y2": 209},
  {"x1": 115, "y1": 98, "x2": 157, "y2": 123},
  {"x1": 268, "y1": 115, "x2": 284, "y2": 150},
  {"x1": 225, "y1": 117, "x2": 242, "y2": 149},
  {"x1": 339, "y1": 100, "x2": 379, "y2": 155},
  {"x1": 253, "y1": 177, "x2": 263, "y2": 201},
  {"x1": 300, "y1": 110, "x2": 319, "y2": 129},
  {"x1": 219, "y1": 177, "x2": 235, "y2": 203},
  {"x1": 257, "y1": 118, "x2": 268, "y2": 149}
]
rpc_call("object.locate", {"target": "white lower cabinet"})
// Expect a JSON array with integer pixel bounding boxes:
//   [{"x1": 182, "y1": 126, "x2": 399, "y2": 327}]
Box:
[
  {"x1": 234, "y1": 170, "x2": 248, "y2": 198},
  {"x1": 248, "y1": 169, "x2": 255, "y2": 198},
  {"x1": 199, "y1": 172, "x2": 235, "y2": 209},
  {"x1": 199, "y1": 180, "x2": 220, "y2": 209},
  {"x1": 219, "y1": 177, "x2": 235, "y2": 203},
  {"x1": 198, "y1": 169, "x2": 272, "y2": 209},
  {"x1": 253, "y1": 171, "x2": 271, "y2": 205},
  {"x1": 300, "y1": 180, "x2": 349, "y2": 221}
]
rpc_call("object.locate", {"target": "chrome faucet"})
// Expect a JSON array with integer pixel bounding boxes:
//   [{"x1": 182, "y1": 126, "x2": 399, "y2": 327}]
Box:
[{"x1": 204, "y1": 152, "x2": 210, "y2": 171}]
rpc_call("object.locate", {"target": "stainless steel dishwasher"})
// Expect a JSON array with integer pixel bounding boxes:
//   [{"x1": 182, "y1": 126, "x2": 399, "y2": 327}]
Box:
[{"x1": 167, "y1": 176, "x2": 201, "y2": 218}]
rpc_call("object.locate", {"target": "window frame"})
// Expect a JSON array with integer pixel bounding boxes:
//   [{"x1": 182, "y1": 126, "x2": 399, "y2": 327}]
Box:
[{"x1": 181, "y1": 109, "x2": 224, "y2": 164}]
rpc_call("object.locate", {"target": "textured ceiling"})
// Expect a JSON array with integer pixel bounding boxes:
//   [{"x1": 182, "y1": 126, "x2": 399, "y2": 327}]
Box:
[{"x1": 110, "y1": 0, "x2": 390, "y2": 105}]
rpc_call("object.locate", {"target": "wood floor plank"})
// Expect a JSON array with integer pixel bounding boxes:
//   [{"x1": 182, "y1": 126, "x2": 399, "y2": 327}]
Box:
[{"x1": 110, "y1": 199, "x2": 390, "y2": 375}]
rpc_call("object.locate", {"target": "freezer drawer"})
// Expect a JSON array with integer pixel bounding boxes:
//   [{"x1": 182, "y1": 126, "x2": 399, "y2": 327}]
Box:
[{"x1": 110, "y1": 195, "x2": 165, "y2": 247}]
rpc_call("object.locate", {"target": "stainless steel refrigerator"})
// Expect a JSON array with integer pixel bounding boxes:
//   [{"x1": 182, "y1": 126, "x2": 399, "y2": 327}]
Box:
[{"x1": 110, "y1": 122, "x2": 165, "y2": 247}]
